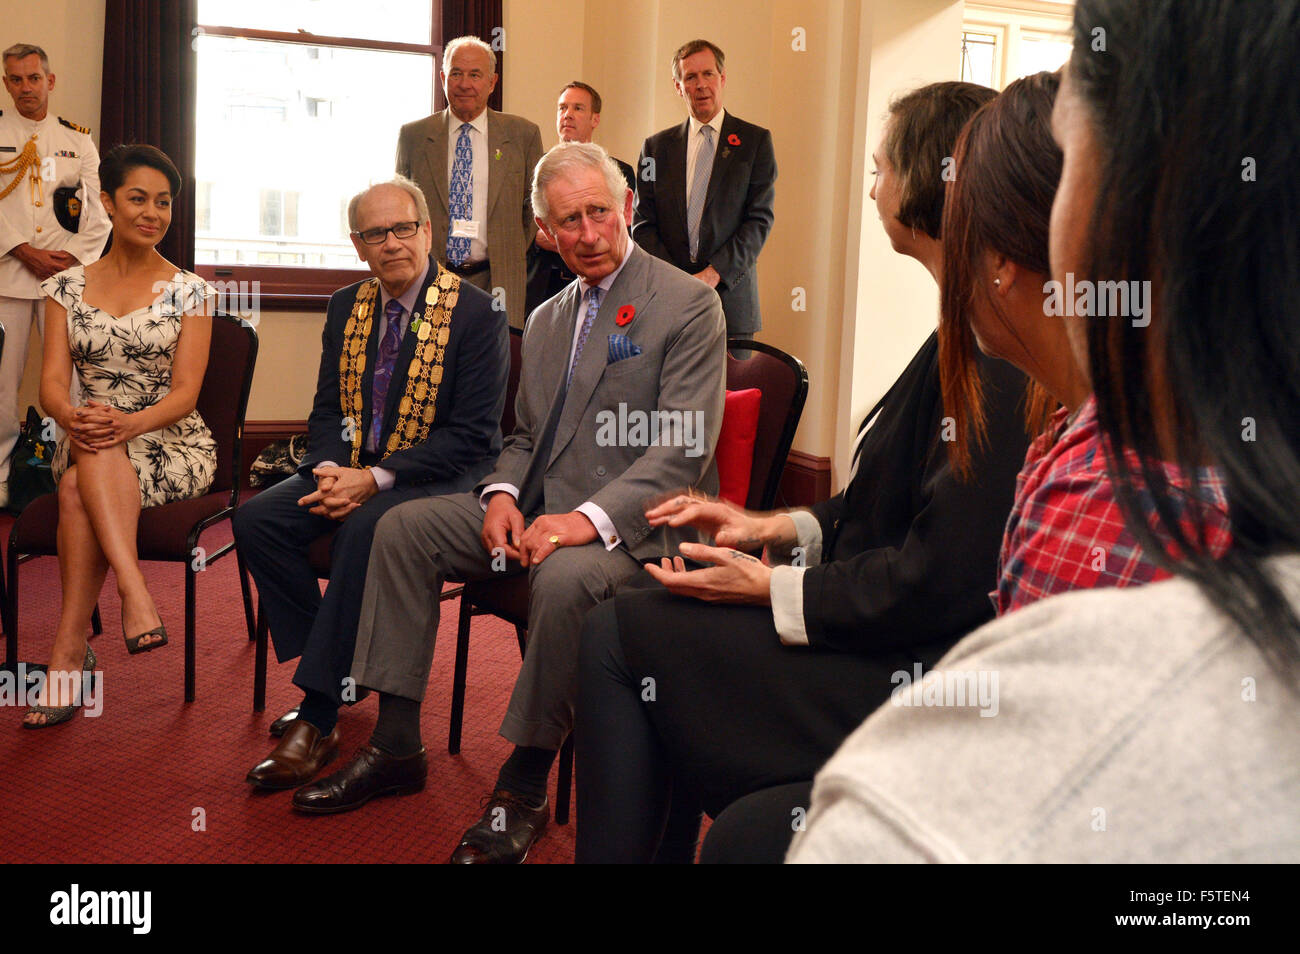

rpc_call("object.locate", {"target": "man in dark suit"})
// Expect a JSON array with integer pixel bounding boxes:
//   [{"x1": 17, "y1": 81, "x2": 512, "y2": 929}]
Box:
[
  {"x1": 288, "y1": 142, "x2": 726, "y2": 866},
  {"x1": 633, "y1": 39, "x2": 776, "y2": 343},
  {"x1": 525, "y1": 81, "x2": 636, "y2": 315},
  {"x1": 233, "y1": 177, "x2": 508, "y2": 792},
  {"x1": 396, "y1": 35, "x2": 543, "y2": 330}
]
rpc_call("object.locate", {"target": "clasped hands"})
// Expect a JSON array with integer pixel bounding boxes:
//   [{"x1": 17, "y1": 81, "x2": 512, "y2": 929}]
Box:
[
  {"x1": 642, "y1": 492, "x2": 783, "y2": 605},
  {"x1": 298, "y1": 466, "x2": 379, "y2": 520},
  {"x1": 66, "y1": 401, "x2": 136, "y2": 452},
  {"x1": 481, "y1": 492, "x2": 597, "y2": 567},
  {"x1": 693, "y1": 265, "x2": 721, "y2": 289},
  {"x1": 15, "y1": 244, "x2": 77, "y2": 281}
]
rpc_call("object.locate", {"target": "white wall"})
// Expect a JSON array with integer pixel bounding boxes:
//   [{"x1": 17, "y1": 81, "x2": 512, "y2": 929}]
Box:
[{"x1": 840, "y1": 0, "x2": 965, "y2": 474}]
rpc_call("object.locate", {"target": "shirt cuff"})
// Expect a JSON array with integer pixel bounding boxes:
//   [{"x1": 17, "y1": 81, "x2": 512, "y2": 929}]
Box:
[
  {"x1": 787, "y1": 510, "x2": 824, "y2": 567},
  {"x1": 770, "y1": 564, "x2": 810, "y2": 646},
  {"x1": 480, "y1": 483, "x2": 520, "y2": 511},
  {"x1": 577, "y1": 502, "x2": 621, "y2": 550},
  {"x1": 369, "y1": 467, "x2": 395, "y2": 492}
]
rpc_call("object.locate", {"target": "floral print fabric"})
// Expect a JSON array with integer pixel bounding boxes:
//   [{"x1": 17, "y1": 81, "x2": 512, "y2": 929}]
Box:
[{"x1": 41, "y1": 266, "x2": 217, "y2": 508}]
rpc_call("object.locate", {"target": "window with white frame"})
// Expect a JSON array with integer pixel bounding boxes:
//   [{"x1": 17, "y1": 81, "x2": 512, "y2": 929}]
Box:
[
  {"x1": 192, "y1": 0, "x2": 439, "y2": 298},
  {"x1": 962, "y1": 1, "x2": 1074, "y2": 90}
]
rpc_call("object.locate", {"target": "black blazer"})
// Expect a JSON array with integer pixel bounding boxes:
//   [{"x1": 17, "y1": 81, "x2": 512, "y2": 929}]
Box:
[
  {"x1": 301, "y1": 256, "x2": 509, "y2": 486},
  {"x1": 632, "y1": 112, "x2": 776, "y2": 335},
  {"x1": 802, "y1": 332, "x2": 1030, "y2": 653}
]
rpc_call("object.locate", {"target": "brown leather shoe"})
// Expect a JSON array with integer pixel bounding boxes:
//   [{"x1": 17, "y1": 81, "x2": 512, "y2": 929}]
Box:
[
  {"x1": 245, "y1": 721, "x2": 340, "y2": 790},
  {"x1": 448, "y1": 791, "x2": 549, "y2": 864},
  {"x1": 291, "y1": 744, "x2": 427, "y2": 814},
  {"x1": 268, "y1": 707, "x2": 300, "y2": 738}
]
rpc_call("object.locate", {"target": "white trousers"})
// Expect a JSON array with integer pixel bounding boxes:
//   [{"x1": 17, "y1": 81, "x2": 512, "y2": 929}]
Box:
[{"x1": 0, "y1": 295, "x2": 45, "y2": 483}]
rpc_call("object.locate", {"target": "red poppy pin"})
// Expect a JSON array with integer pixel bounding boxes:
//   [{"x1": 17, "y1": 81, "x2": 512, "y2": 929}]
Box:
[
  {"x1": 727, "y1": 133, "x2": 741, "y2": 146},
  {"x1": 616, "y1": 305, "x2": 636, "y2": 326}
]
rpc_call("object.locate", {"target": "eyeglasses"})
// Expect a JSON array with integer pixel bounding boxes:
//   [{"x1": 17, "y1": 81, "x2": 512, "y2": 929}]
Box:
[{"x1": 355, "y1": 221, "x2": 421, "y2": 245}]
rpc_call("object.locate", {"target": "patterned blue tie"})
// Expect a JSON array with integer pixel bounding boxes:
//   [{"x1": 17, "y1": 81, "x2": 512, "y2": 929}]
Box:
[
  {"x1": 568, "y1": 287, "x2": 603, "y2": 388},
  {"x1": 687, "y1": 125, "x2": 715, "y2": 261},
  {"x1": 447, "y1": 122, "x2": 473, "y2": 266},
  {"x1": 369, "y1": 298, "x2": 405, "y2": 452}
]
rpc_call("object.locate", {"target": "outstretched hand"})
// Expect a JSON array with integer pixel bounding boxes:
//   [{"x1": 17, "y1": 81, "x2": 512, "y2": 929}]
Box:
[
  {"x1": 645, "y1": 492, "x2": 767, "y2": 552},
  {"x1": 643, "y1": 541, "x2": 772, "y2": 605}
]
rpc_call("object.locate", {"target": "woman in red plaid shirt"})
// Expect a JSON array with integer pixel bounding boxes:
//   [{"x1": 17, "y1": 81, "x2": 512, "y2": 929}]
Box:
[{"x1": 937, "y1": 71, "x2": 1231, "y2": 616}]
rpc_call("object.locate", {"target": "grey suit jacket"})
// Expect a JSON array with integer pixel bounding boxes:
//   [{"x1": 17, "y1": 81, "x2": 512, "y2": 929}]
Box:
[
  {"x1": 396, "y1": 108, "x2": 544, "y2": 331},
  {"x1": 479, "y1": 244, "x2": 726, "y2": 562}
]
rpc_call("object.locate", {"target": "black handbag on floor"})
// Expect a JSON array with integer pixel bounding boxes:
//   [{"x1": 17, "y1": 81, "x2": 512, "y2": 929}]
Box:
[{"x1": 7, "y1": 406, "x2": 57, "y2": 513}]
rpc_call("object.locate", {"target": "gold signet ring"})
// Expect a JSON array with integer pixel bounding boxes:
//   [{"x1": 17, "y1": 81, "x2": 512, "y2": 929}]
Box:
[{"x1": 549, "y1": 535, "x2": 560, "y2": 545}]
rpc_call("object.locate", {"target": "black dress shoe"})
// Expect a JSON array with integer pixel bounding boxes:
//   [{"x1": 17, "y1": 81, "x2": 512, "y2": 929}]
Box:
[
  {"x1": 268, "y1": 707, "x2": 300, "y2": 738},
  {"x1": 291, "y1": 744, "x2": 427, "y2": 814},
  {"x1": 449, "y1": 791, "x2": 549, "y2": 864},
  {"x1": 245, "y1": 721, "x2": 340, "y2": 790}
]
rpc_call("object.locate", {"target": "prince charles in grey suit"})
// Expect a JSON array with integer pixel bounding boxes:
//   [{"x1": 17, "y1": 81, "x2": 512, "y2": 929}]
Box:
[{"x1": 292, "y1": 141, "x2": 726, "y2": 863}]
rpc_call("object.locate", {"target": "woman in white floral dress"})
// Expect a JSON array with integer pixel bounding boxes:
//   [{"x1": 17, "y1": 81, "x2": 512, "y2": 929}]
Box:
[{"x1": 24, "y1": 145, "x2": 215, "y2": 727}]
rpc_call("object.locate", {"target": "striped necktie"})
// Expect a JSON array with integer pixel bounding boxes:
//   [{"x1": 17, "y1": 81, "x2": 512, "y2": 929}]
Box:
[{"x1": 687, "y1": 125, "x2": 715, "y2": 261}]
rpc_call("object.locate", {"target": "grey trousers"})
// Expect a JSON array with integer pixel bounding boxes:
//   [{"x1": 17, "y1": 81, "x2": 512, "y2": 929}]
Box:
[{"x1": 351, "y1": 492, "x2": 642, "y2": 750}]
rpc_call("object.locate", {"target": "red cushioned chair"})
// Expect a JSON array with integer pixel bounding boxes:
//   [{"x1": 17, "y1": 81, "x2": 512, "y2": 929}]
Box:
[
  {"x1": 716, "y1": 387, "x2": 762, "y2": 506},
  {"x1": 447, "y1": 337, "x2": 809, "y2": 825},
  {"x1": 250, "y1": 325, "x2": 524, "y2": 710},
  {"x1": 4, "y1": 314, "x2": 259, "y2": 701}
]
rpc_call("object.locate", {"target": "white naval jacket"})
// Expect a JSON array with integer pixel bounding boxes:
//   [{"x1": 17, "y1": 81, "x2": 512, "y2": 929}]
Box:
[{"x1": 0, "y1": 110, "x2": 110, "y2": 299}]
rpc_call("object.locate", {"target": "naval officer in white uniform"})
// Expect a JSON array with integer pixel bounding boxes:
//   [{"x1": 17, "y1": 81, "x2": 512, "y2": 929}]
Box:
[{"x1": 0, "y1": 42, "x2": 109, "y2": 505}]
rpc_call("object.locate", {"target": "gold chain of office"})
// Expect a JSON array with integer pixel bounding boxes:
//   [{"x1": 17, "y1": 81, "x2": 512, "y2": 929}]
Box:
[
  {"x1": 338, "y1": 267, "x2": 460, "y2": 467},
  {"x1": 0, "y1": 136, "x2": 42, "y2": 203}
]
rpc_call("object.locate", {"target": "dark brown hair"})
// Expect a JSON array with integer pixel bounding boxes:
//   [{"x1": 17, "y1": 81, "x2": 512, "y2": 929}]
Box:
[
  {"x1": 939, "y1": 71, "x2": 1062, "y2": 478},
  {"x1": 100, "y1": 143, "x2": 182, "y2": 198},
  {"x1": 1072, "y1": 0, "x2": 1300, "y2": 672},
  {"x1": 560, "y1": 81, "x2": 602, "y2": 114},
  {"x1": 671, "y1": 39, "x2": 725, "y2": 81},
  {"x1": 883, "y1": 81, "x2": 996, "y2": 239}
]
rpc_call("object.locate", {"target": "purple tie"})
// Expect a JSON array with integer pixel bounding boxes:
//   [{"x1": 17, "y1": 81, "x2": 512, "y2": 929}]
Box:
[{"x1": 369, "y1": 298, "x2": 405, "y2": 452}]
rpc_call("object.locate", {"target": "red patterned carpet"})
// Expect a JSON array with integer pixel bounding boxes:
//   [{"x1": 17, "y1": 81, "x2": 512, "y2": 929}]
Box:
[{"x1": 0, "y1": 509, "x2": 578, "y2": 864}]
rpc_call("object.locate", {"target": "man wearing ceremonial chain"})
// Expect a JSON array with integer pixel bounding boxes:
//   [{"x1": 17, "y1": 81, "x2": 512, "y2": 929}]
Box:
[{"x1": 235, "y1": 177, "x2": 508, "y2": 793}]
